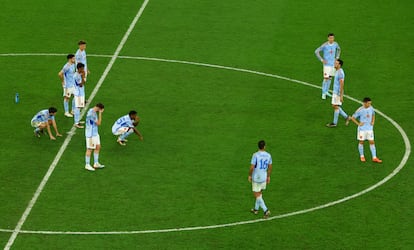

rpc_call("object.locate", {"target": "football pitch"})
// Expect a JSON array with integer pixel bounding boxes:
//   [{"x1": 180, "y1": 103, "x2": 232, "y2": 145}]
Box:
[{"x1": 1, "y1": 0, "x2": 413, "y2": 249}]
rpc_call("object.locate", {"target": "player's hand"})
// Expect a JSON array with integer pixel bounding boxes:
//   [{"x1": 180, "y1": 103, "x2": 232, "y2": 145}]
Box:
[
  {"x1": 100, "y1": 109, "x2": 104, "y2": 113},
  {"x1": 267, "y1": 176, "x2": 270, "y2": 184},
  {"x1": 359, "y1": 122, "x2": 364, "y2": 126},
  {"x1": 248, "y1": 176, "x2": 252, "y2": 183},
  {"x1": 322, "y1": 59, "x2": 327, "y2": 64},
  {"x1": 139, "y1": 135, "x2": 144, "y2": 141}
]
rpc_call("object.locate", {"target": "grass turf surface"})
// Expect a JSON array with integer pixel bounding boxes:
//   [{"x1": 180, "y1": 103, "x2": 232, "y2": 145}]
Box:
[{"x1": 0, "y1": 0, "x2": 413, "y2": 249}]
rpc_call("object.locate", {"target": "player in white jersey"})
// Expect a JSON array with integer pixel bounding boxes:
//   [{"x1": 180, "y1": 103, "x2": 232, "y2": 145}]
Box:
[
  {"x1": 248, "y1": 140, "x2": 272, "y2": 218},
  {"x1": 58, "y1": 54, "x2": 76, "y2": 118},
  {"x1": 111, "y1": 110, "x2": 144, "y2": 146},
  {"x1": 326, "y1": 59, "x2": 351, "y2": 127},
  {"x1": 73, "y1": 63, "x2": 86, "y2": 128},
  {"x1": 31, "y1": 107, "x2": 62, "y2": 140},
  {"x1": 75, "y1": 40, "x2": 90, "y2": 79},
  {"x1": 315, "y1": 33, "x2": 341, "y2": 99},
  {"x1": 84, "y1": 103, "x2": 105, "y2": 171},
  {"x1": 350, "y1": 97, "x2": 382, "y2": 163}
]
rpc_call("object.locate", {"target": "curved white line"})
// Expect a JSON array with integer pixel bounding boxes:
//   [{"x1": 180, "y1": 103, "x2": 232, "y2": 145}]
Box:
[{"x1": 0, "y1": 53, "x2": 410, "y2": 235}]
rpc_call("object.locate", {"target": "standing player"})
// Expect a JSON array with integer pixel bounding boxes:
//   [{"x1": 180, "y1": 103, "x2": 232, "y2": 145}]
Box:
[
  {"x1": 31, "y1": 107, "x2": 62, "y2": 140},
  {"x1": 350, "y1": 97, "x2": 382, "y2": 163},
  {"x1": 75, "y1": 40, "x2": 90, "y2": 79},
  {"x1": 73, "y1": 63, "x2": 86, "y2": 128},
  {"x1": 58, "y1": 54, "x2": 76, "y2": 117},
  {"x1": 315, "y1": 33, "x2": 341, "y2": 99},
  {"x1": 85, "y1": 103, "x2": 105, "y2": 171},
  {"x1": 326, "y1": 59, "x2": 350, "y2": 127},
  {"x1": 248, "y1": 140, "x2": 272, "y2": 219},
  {"x1": 111, "y1": 110, "x2": 144, "y2": 146}
]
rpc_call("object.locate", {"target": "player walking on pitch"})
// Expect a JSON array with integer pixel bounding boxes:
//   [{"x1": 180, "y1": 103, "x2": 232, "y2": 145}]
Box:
[
  {"x1": 111, "y1": 110, "x2": 143, "y2": 146},
  {"x1": 31, "y1": 107, "x2": 62, "y2": 140},
  {"x1": 85, "y1": 103, "x2": 105, "y2": 171},
  {"x1": 248, "y1": 140, "x2": 272, "y2": 218},
  {"x1": 349, "y1": 97, "x2": 382, "y2": 163},
  {"x1": 326, "y1": 59, "x2": 350, "y2": 127},
  {"x1": 315, "y1": 33, "x2": 341, "y2": 99},
  {"x1": 58, "y1": 54, "x2": 76, "y2": 117}
]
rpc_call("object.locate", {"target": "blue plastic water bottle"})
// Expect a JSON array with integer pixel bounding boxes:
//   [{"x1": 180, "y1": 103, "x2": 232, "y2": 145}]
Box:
[{"x1": 15, "y1": 93, "x2": 19, "y2": 103}]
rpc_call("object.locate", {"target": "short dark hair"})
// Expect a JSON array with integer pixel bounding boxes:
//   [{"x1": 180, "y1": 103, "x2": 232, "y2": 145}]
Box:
[
  {"x1": 328, "y1": 33, "x2": 335, "y2": 37},
  {"x1": 363, "y1": 97, "x2": 371, "y2": 103},
  {"x1": 337, "y1": 59, "x2": 343, "y2": 66},
  {"x1": 96, "y1": 103, "x2": 104, "y2": 109},
  {"x1": 77, "y1": 63, "x2": 85, "y2": 69},
  {"x1": 129, "y1": 110, "x2": 137, "y2": 116},
  {"x1": 48, "y1": 107, "x2": 57, "y2": 113},
  {"x1": 258, "y1": 140, "x2": 266, "y2": 150},
  {"x1": 78, "y1": 40, "x2": 87, "y2": 45},
  {"x1": 67, "y1": 54, "x2": 75, "y2": 59}
]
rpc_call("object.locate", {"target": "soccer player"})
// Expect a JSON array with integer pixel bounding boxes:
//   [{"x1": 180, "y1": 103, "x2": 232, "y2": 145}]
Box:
[
  {"x1": 73, "y1": 63, "x2": 86, "y2": 128},
  {"x1": 248, "y1": 140, "x2": 272, "y2": 219},
  {"x1": 75, "y1": 40, "x2": 90, "y2": 79},
  {"x1": 31, "y1": 107, "x2": 62, "y2": 140},
  {"x1": 85, "y1": 103, "x2": 105, "y2": 171},
  {"x1": 326, "y1": 59, "x2": 350, "y2": 127},
  {"x1": 315, "y1": 33, "x2": 341, "y2": 99},
  {"x1": 350, "y1": 97, "x2": 382, "y2": 163},
  {"x1": 111, "y1": 110, "x2": 144, "y2": 146},
  {"x1": 58, "y1": 54, "x2": 76, "y2": 117}
]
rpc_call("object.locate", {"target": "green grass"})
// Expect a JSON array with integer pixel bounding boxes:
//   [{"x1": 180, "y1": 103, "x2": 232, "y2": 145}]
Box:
[{"x1": 1, "y1": 0, "x2": 413, "y2": 249}]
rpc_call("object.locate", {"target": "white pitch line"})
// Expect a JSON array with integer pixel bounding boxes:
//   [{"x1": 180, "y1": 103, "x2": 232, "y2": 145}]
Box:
[
  {"x1": 3, "y1": 1, "x2": 150, "y2": 249},
  {"x1": 0, "y1": 53, "x2": 411, "y2": 236}
]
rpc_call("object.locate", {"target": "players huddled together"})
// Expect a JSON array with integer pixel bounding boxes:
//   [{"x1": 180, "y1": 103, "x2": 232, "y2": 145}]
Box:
[{"x1": 30, "y1": 40, "x2": 144, "y2": 172}]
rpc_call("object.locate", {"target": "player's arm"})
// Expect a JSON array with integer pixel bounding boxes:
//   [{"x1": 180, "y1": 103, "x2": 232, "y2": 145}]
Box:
[
  {"x1": 371, "y1": 113, "x2": 375, "y2": 126},
  {"x1": 339, "y1": 78, "x2": 344, "y2": 102},
  {"x1": 51, "y1": 119, "x2": 62, "y2": 137},
  {"x1": 350, "y1": 116, "x2": 363, "y2": 126},
  {"x1": 314, "y1": 46, "x2": 325, "y2": 63},
  {"x1": 45, "y1": 121, "x2": 55, "y2": 140},
  {"x1": 58, "y1": 70, "x2": 65, "y2": 87},
  {"x1": 336, "y1": 45, "x2": 341, "y2": 59},
  {"x1": 96, "y1": 109, "x2": 103, "y2": 126},
  {"x1": 248, "y1": 164, "x2": 255, "y2": 182},
  {"x1": 266, "y1": 163, "x2": 273, "y2": 184},
  {"x1": 132, "y1": 118, "x2": 143, "y2": 140}
]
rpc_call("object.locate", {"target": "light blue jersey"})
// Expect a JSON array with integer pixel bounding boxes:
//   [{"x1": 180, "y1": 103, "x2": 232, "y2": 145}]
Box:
[
  {"x1": 332, "y1": 68, "x2": 345, "y2": 95},
  {"x1": 61, "y1": 63, "x2": 75, "y2": 88},
  {"x1": 75, "y1": 49, "x2": 87, "y2": 71},
  {"x1": 73, "y1": 72, "x2": 85, "y2": 96},
  {"x1": 31, "y1": 109, "x2": 54, "y2": 123},
  {"x1": 112, "y1": 114, "x2": 134, "y2": 134},
  {"x1": 251, "y1": 151, "x2": 272, "y2": 183},
  {"x1": 85, "y1": 108, "x2": 99, "y2": 137},
  {"x1": 315, "y1": 42, "x2": 341, "y2": 66},
  {"x1": 353, "y1": 106, "x2": 375, "y2": 131}
]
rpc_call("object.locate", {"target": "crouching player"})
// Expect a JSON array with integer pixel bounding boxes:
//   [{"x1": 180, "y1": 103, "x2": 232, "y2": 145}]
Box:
[
  {"x1": 31, "y1": 107, "x2": 62, "y2": 140},
  {"x1": 112, "y1": 110, "x2": 143, "y2": 146}
]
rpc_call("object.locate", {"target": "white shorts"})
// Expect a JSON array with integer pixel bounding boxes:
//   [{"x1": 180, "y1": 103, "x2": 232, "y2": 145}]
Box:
[
  {"x1": 74, "y1": 95, "x2": 85, "y2": 108},
  {"x1": 86, "y1": 135, "x2": 101, "y2": 149},
  {"x1": 63, "y1": 86, "x2": 75, "y2": 98},
  {"x1": 331, "y1": 94, "x2": 342, "y2": 106},
  {"x1": 31, "y1": 120, "x2": 43, "y2": 128},
  {"x1": 252, "y1": 182, "x2": 267, "y2": 192},
  {"x1": 358, "y1": 130, "x2": 374, "y2": 141},
  {"x1": 323, "y1": 66, "x2": 335, "y2": 78},
  {"x1": 113, "y1": 127, "x2": 131, "y2": 136}
]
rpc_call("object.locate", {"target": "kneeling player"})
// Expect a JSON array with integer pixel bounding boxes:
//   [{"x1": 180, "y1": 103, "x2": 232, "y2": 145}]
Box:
[
  {"x1": 112, "y1": 110, "x2": 143, "y2": 146},
  {"x1": 31, "y1": 107, "x2": 62, "y2": 140}
]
